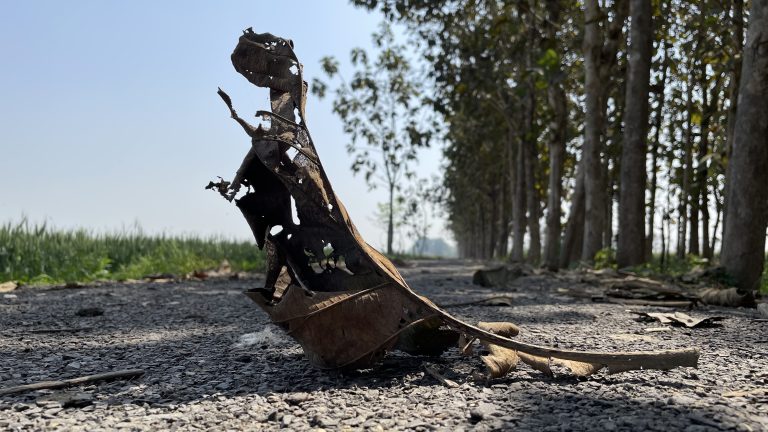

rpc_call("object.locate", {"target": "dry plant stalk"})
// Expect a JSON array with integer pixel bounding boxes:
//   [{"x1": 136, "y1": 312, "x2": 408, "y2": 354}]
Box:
[{"x1": 208, "y1": 29, "x2": 699, "y2": 378}]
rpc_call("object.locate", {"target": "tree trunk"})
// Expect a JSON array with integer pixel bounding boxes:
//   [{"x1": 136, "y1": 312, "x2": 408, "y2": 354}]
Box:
[
  {"x1": 489, "y1": 189, "x2": 499, "y2": 259},
  {"x1": 523, "y1": 85, "x2": 541, "y2": 264},
  {"x1": 710, "y1": 189, "x2": 721, "y2": 254},
  {"x1": 605, "y1": 175, "x2": 614, "y2": 249},
  {"x1": 544, "y1": 87, "x2": 566, "y2": 270},
  {"x1": 678, "y1": 73, "x2": 694, "y2": 259},
  {"x1": 661, "y1": 210, "x2": 668, "y2": 271},
  {"x1": 645, "y1": 11, "x2": 669, "y2": 261},
  {"x1": 497, "y1": 170, "x2": 511, "y2": 258},
  {"x1": 560, "y1": 165, "x2": 585, "y2": 268},
  {"x1": 511, "y1": 130, "x2": 527, "y2": 262},
  {"x1": 582, "y1": 0, "x2": 607, "y2": 262},
  {"x1": 699, "y1": 72, "x2": 720, "y2": 260},
  {"x1": 701, "y1": 191, "x2": 710, "y2": 259},
  {"x1": 387, "y1": 183, "x2": 395, "y2": 255},
  {"x1": 725, "y1": 0, "x2": 745, "y2": 161},
  {"x1": 723, "y1": 0, "x2": 745, "y2": 234},
  {"x1": 689, "y1": 187, "x2": 700, "y2": 255},
  {"x1": 721, "y1": 0, "x2": 768, "y2": 293},
  {"x1": 525, "y1": 147, "x2": 542, "y2": 264},
  {"x1": 617, "y1": 0, "x2": 653, "y2": 268},
  {"x1": 543, "y1": 0, "x2": 566, "y2": 271}
]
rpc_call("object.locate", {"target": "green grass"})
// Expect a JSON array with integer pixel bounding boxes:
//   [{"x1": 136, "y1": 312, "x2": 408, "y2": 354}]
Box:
[{"x1": 0, "y1": 219, "x2": 264, "y2": 285}]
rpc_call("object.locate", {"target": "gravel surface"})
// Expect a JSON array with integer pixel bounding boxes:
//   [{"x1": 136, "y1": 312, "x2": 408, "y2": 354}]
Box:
[{"x1": 1, "y1": 260, "x2": 766, "y2": 431}]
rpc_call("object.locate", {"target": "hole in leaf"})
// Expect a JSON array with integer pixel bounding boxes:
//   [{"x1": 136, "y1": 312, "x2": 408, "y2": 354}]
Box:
[
  {"x1": 291, "y1": 196, "x2": 301, "y2": 225},
  {"x1": 323, "y1": 242, "x2": 334, "y2": 258},
  {"x1": 310, "y1": 261, "x2": 325, "y2": 274},
  {"x1": 336, "y1": 256, "x2": 354, "y2": 275},
  {"x1": 269, "y1": 225, "x2": 283, "y2": 236},
  {"x1": 255, "y1": 114, "x2": 271, "y2": 130}
]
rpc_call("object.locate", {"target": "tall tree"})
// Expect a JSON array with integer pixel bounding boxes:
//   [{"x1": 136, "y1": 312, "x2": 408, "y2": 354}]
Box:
[
  {"x1": 581, "y1": 0, "x2": 607, "y2": 262},
  {"x1": 617, "y1": 0, "x2": 653, "y2": 267},
  {"x1": 313, "y1": 24, "x2": 431, "y2": 255},
  {"x1": 721, "y1": 0, "x2": 768, "y2": 294},
  {"x1": 645, "y1": 4, "x2": 669, "y2": 261},
  {"x1": 678, "y1": 59, "x2": 695, "y2": 259},
  {"x1": 725, "y1": 0, "x2": 745, "y2": 160},
  {"x1": 582, "y1": 0, "x2": 627, "y2": 262},
  {"x1": 543, "y1": 0, "x2": 568, "y2": 270}
]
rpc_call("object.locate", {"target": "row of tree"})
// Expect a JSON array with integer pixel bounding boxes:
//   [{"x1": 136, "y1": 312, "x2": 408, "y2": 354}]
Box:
[{"x1": 341, "y1": 0, "x2": 767, "y2": 294}]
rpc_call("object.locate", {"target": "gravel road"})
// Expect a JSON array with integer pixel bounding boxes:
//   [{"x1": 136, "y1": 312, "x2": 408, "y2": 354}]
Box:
[{"x1": 1, "y1": 260, "x2": 766, "y2": 431}]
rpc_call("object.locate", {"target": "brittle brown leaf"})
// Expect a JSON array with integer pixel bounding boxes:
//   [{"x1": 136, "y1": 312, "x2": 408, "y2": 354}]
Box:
[
  {"x1": 210, "y1": 29, "x2": 701, "y2": 377},
  {"x1": 551, "y1": 359, "x2": 604, "y2": 376},
  {"x1": 481, "y1": 346, "x2": 519, "y2": 379},
  {"x1": 518, "y1": 352, "x2": 553, "y2": 376},
  {"x1": 477, "y1": 321, "x2": 520, "y2": 337}
]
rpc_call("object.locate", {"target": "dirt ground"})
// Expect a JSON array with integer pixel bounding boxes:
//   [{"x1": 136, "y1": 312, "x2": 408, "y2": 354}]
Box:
[{"x1": 1, "y1": 260, "x2": 766, "y2": 431}]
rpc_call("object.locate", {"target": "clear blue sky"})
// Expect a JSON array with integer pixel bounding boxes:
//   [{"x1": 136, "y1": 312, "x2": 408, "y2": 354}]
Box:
[{"x1": 0, "y1": 0, "x2": 446, "y2": 249}]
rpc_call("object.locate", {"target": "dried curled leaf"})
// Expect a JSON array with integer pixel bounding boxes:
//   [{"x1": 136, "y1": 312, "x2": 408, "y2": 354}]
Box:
[
  {"x1": 551, "y1": 358, "x2": 603, "y2": 376},
  {"x1": 518, "y1": 352, "x2": 553, "y2": 376},
  {"x1": 632, "y1": 311, "x2": 725, "y2": 328},
  {"x1": 211, "y1": 30, "x2": 700, "y2": 377},
  {"x1": 477, "y1": 321, "x2": 520, "y2": 337},
  {"x1": 476, "y1": 322, "x2": 521, "y2": 378},
  {"x1": 481, "y1": 347, "x2": 520, "y2": 379}
]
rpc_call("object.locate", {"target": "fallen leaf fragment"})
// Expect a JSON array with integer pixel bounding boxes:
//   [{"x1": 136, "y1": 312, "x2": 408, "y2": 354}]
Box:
[
  {"x1": 519, "y1": 352, "x2": 554, "y2": 376},
  {"x1": 480, "y1": 345, "x2": 519, "y2": 379},
  {"x1": 551, "y1": 358, "x2": 603, "y2": 376},
  {"x1": 722, "y1": 388, "x2": 768, "y2": 398},
  {"x1": 477, "y1": 321, "x2": 519, "y2": 337},
  {"x1": 476, "y1": 322, "x2": 521, "y2": 378},
  {"x1": 699, "y1": 287, "x2": 755, "y2": 308},
  {"x1": 610, "y1": 333, "x2": 660, "y2": 343},
  {"x1": 632, "y1": 311, "x2": 724, "y2": 328},
  {"x1": 0, "y1": 281, "x2": 18, "y2": 293}
]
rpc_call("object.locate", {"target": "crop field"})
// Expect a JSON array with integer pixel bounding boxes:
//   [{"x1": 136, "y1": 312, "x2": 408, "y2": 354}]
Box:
[{"x1": 0, "y1": 219, "x2": 264, "y2": 285}]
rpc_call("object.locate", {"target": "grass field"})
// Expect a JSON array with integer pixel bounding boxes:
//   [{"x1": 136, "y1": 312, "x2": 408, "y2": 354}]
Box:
[{"x1": 0, "y1": 219, "x2": 264, "y2": 285}]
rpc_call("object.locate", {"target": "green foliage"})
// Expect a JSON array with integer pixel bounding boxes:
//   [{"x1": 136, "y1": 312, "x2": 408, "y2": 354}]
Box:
[
  {"x1": 0, "y1": 219, "x2": 264, "y2": 285},
  {"x1": 594, "y1": 248, "x2": 616, "y2": 270},
  {"x1": 762, "y1": 258, "x2": 768, "y2": 294},
  {"x1": 312, "y1": 22, "x2": 433, "y2": 193},
  {"x1": 313, "y1": 22, "x2": 436, "y2": 254},
  {"x1": 623, "y1": 253, "x2": 711, "y2": 277},
  {"x1": 537, "y1": 48, "x2": 560, "y2": 70}
]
